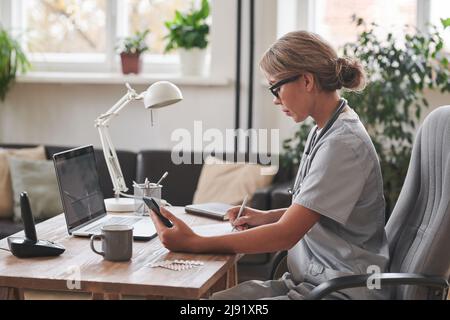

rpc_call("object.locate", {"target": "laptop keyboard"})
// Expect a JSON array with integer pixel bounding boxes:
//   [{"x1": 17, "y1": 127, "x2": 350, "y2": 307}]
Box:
[{"x1": 85, "y1": 216, "x2": 141, "y2": 233}]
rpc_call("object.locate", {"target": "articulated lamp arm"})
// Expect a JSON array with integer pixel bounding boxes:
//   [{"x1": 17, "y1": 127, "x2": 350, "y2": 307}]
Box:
[
  {"x1": 94, "y1": 81, "x2": 183, "y2": 209},
  {"x1": 95, "y1": 84, "x2": 143, "y2": 198}
]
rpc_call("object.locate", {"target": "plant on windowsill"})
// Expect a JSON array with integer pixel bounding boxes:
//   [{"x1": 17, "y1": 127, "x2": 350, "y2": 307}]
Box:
[
  {"x1": 116, "y1": 29, "x2": 150, "y2": 75},
  {"x1": 281, "y1": 16, "x2": 450, "y2": 218},
  {"x1": 164, "y1": 0, "x2": 210, "y2": 76},
  {"x1": 0, "y1": 26, "x2": 30, "y2": 101}
]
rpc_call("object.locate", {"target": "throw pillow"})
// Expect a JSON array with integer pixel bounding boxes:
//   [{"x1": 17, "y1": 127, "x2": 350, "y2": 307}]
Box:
[
  {"x1": 192, "y1": 156, "x2": 278, "y2": 205},
  {"x1": 8, "y1": 157, "x2": 63, "y2": 222},
  {"x1": 0, "y1": 146, "x2": 46, "y2": 218}
]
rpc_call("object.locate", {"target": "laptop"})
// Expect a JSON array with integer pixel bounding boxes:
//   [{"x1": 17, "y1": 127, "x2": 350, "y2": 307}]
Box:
[{"x1": 53, "y1": 145, "x2": 157, "y2": 241}]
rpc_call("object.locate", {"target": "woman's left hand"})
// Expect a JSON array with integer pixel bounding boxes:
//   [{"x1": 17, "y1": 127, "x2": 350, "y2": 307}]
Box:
[{"x1": 149, "y1": 206, "x2": 200, "y2": 252}]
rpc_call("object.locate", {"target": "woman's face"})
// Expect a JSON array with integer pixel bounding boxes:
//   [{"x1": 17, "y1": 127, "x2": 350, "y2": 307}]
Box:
[{"x1": 268, "y1": 73, "x2": 315, "y2": 123}]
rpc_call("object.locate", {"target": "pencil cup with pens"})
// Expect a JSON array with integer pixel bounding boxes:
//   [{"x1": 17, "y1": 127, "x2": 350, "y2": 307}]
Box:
[{"x1": 133, "y1": 178, "x2": 162, "y2": 216}]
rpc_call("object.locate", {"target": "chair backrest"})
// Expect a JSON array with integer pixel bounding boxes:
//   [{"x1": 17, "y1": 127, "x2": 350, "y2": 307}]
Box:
[{"x1": 385, "y1": 105, "x2": 450, "y2": 299}]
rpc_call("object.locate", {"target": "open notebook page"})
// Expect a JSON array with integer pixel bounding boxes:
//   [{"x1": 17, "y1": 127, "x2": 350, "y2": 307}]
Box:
[{"x1": 192, "y1": 223, "x2": 234, "y2": 237}]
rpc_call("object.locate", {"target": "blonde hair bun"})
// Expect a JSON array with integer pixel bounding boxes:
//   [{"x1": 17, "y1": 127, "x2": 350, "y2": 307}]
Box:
[
  {"x1": 260, "y1": 31, "x2": 366, "y2": 92},
  {"x1": 336, "y1": 57, "x2": 366, "y2": 91}
]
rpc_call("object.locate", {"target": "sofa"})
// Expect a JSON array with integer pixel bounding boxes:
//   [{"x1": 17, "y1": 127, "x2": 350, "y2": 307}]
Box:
[{"x1": 0, "y1": 143, "x2": 295, "y2": 282}]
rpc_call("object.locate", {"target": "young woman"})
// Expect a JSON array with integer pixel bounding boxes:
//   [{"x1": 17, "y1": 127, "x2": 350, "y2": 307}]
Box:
[{"x1": 149, "y1": 31, "x2": 390, "y2": 300}]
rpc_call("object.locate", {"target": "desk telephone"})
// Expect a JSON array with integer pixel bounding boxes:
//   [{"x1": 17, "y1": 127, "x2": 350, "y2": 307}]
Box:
[{"x1": 7, "y1": 192, "x2": 65, "y2": 258}]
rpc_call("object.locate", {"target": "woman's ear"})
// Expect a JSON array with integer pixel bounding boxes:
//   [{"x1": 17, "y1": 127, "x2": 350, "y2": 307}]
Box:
[{"x1": 303, "y1": 73, "x2": 315, "y2": 92}]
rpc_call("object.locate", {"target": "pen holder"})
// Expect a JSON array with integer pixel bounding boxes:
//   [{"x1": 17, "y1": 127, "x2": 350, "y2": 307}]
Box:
[{"x1": 134, "y1": 183, "x2": 162, "y2": 216}]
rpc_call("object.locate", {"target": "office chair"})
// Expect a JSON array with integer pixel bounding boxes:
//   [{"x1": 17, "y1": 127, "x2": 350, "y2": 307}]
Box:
[
  {"x1": 305, "y1": 105, "x2": 450, "y2": 300},
  {"x1": 271, "y1": 105, "x2": 450, "y2": 299}
]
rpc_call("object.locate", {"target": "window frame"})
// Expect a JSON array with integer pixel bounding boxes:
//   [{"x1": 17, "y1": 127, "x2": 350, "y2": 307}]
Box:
[{"x1": 0, "y1": 0, "x2": 222, "y2": 76}]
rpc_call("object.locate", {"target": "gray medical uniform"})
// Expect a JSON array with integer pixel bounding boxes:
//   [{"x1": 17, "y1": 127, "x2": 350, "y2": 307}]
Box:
[{"x1": 211, "y1": 107, "x2": 390, "y2": 300}]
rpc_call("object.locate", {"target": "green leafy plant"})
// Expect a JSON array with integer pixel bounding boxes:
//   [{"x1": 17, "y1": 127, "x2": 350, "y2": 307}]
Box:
[
  {"x1": 281, "y1": 17, "x2": 450, "y2": 215},
  {"x1": 0, "y1": 27, "x2": 30, "y2": 101},
  {"x1": 116, "y1": 29, "x2": 150, "y2": 55},
  {"x1": 164, "y1": 0, "x2": 210, "y2": 52}
]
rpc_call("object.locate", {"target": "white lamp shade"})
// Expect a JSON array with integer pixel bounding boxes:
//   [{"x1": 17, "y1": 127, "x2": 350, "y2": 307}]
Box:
[{"x1": 143, "y1": 81, "x2": 183, "y2": 109}]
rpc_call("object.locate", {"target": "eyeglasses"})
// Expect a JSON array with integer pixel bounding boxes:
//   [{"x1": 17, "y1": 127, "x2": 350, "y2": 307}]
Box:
[{"x1": 268, "y1": 75, "x2": 301, "y2": 98}]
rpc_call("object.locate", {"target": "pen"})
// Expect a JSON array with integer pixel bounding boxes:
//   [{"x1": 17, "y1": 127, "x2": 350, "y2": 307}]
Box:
[
  {"x1": 156, "y1": 171, "x2": 168, "y2": 186},
  {"x1": 232, "y1": 195, "x2": 248, "y2": 231}
]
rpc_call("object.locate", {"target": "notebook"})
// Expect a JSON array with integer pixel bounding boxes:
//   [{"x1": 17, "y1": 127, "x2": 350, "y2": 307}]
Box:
[
  {"x1": 192, "y1": 223, "x2": 234, "y2": 236},
  {"x1": 185, "y1": 202, "x2": 233, "y2": 221}
]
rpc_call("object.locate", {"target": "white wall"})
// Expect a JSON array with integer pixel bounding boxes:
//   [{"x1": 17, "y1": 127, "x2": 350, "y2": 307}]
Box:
[{"x1": 0, "y1": 82, "x2": 235, "y2": 151}]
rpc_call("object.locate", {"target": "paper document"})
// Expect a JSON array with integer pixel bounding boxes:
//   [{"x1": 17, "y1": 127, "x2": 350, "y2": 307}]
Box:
[{"x1": 192, "y1": 223, "x2": 234, "y2": 237}]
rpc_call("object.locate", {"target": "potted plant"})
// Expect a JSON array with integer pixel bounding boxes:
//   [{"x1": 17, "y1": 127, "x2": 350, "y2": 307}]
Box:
[
  {"x1": 281, "y1": 17, "x2": 450, "y2": 218},
  {"x1": 116, "y1": 29, "x2": 150, "y2": 74},
  {"x1": 0, "y1": 27, "x2": 30, "y2": 101},
  {"x1": 164, "y1": 0, "x2": 210, "y2": 76}
]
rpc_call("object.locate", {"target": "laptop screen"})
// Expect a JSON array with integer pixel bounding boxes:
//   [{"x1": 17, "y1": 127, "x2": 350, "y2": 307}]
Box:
[{"x1": 53, "y1": 145, "x2": 106, "y2": 232}]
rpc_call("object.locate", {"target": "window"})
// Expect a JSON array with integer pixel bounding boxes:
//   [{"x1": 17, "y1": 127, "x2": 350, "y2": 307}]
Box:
[
  {"x1": 24, "y1": 0, "x2": 106, "y2": 55},
  {"x1": 123, "y1": 0, "x2": 192, "y2": 55},
  {"x1": 277, "y1": 0, "x2": 449, "y2": 52},
  {"x1": 430, "y1": 0, "x2": 450, "y2": 52},
  {"x1": 313, "y1": 0, "x2": 417, "y2": 49},
  {"x1": 2, "y1": 0, "x2": 210, "y2": 73}
]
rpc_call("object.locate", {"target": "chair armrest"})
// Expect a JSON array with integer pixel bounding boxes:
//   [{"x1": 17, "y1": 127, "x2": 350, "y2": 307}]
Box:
[
  {"x1": 270, "y1": 250, "x2": 288, "y2": 280},
  {"x1": 305, "y1": 273, "x2": 449, "y2": 300}
]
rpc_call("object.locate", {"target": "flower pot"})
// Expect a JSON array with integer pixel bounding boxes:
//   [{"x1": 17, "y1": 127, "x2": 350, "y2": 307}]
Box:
[
  {"x1": 178, "y1": 48, "x2": 207, "y2": 76},
  {"x1": 120, "y1": 52, "x2": 142, "y2": 74}
]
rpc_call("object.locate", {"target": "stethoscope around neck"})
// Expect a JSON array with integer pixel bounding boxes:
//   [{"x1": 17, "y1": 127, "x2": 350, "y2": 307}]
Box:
[{"x1": 288, "y1": 98, "x2": 348, "y2": 196}]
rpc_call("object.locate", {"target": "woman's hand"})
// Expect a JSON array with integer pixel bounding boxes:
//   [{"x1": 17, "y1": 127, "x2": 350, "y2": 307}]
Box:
[
  {"x1": 149, "y1": 206, "x2": 200, "y2": 253},
  {"x1": 227, "y1": 206, "x2": 270, "y2": 230}
]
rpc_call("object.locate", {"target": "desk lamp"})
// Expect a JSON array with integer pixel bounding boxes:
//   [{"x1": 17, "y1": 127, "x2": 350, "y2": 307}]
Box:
[{"x1": 95, "y1": 81, "x2": 182, "y2": 212}]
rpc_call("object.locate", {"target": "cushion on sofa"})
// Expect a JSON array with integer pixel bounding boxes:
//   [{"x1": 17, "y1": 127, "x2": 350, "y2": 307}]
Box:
[
  {"x1": 0, "y1": 146, "x2": 46, "y2": 219},
  {"x1": 193, "y1": 156, "x2": 277, "y2": 205},
  {"x1": 0, "y1": 219, "x2": 24, "y2": 240},
  {"x1": 8, "y1": 157, "x2": 63, "y2": 222}
]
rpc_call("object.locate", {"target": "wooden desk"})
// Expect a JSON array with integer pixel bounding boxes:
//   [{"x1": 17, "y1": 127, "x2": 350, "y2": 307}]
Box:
[{"x1": 0, "y1": 207, "x2": 238, "y2": 300}]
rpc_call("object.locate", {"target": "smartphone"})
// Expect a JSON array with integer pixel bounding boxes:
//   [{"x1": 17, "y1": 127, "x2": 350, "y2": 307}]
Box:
[{"x1": 143, "y1": 196, "x2": 173, "y2": 228}]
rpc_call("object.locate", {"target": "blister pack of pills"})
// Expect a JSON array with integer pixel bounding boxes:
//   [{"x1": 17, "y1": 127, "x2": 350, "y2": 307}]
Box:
[{"x1": 146, "y1": 259, "x2": 204, "y2": 271}]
